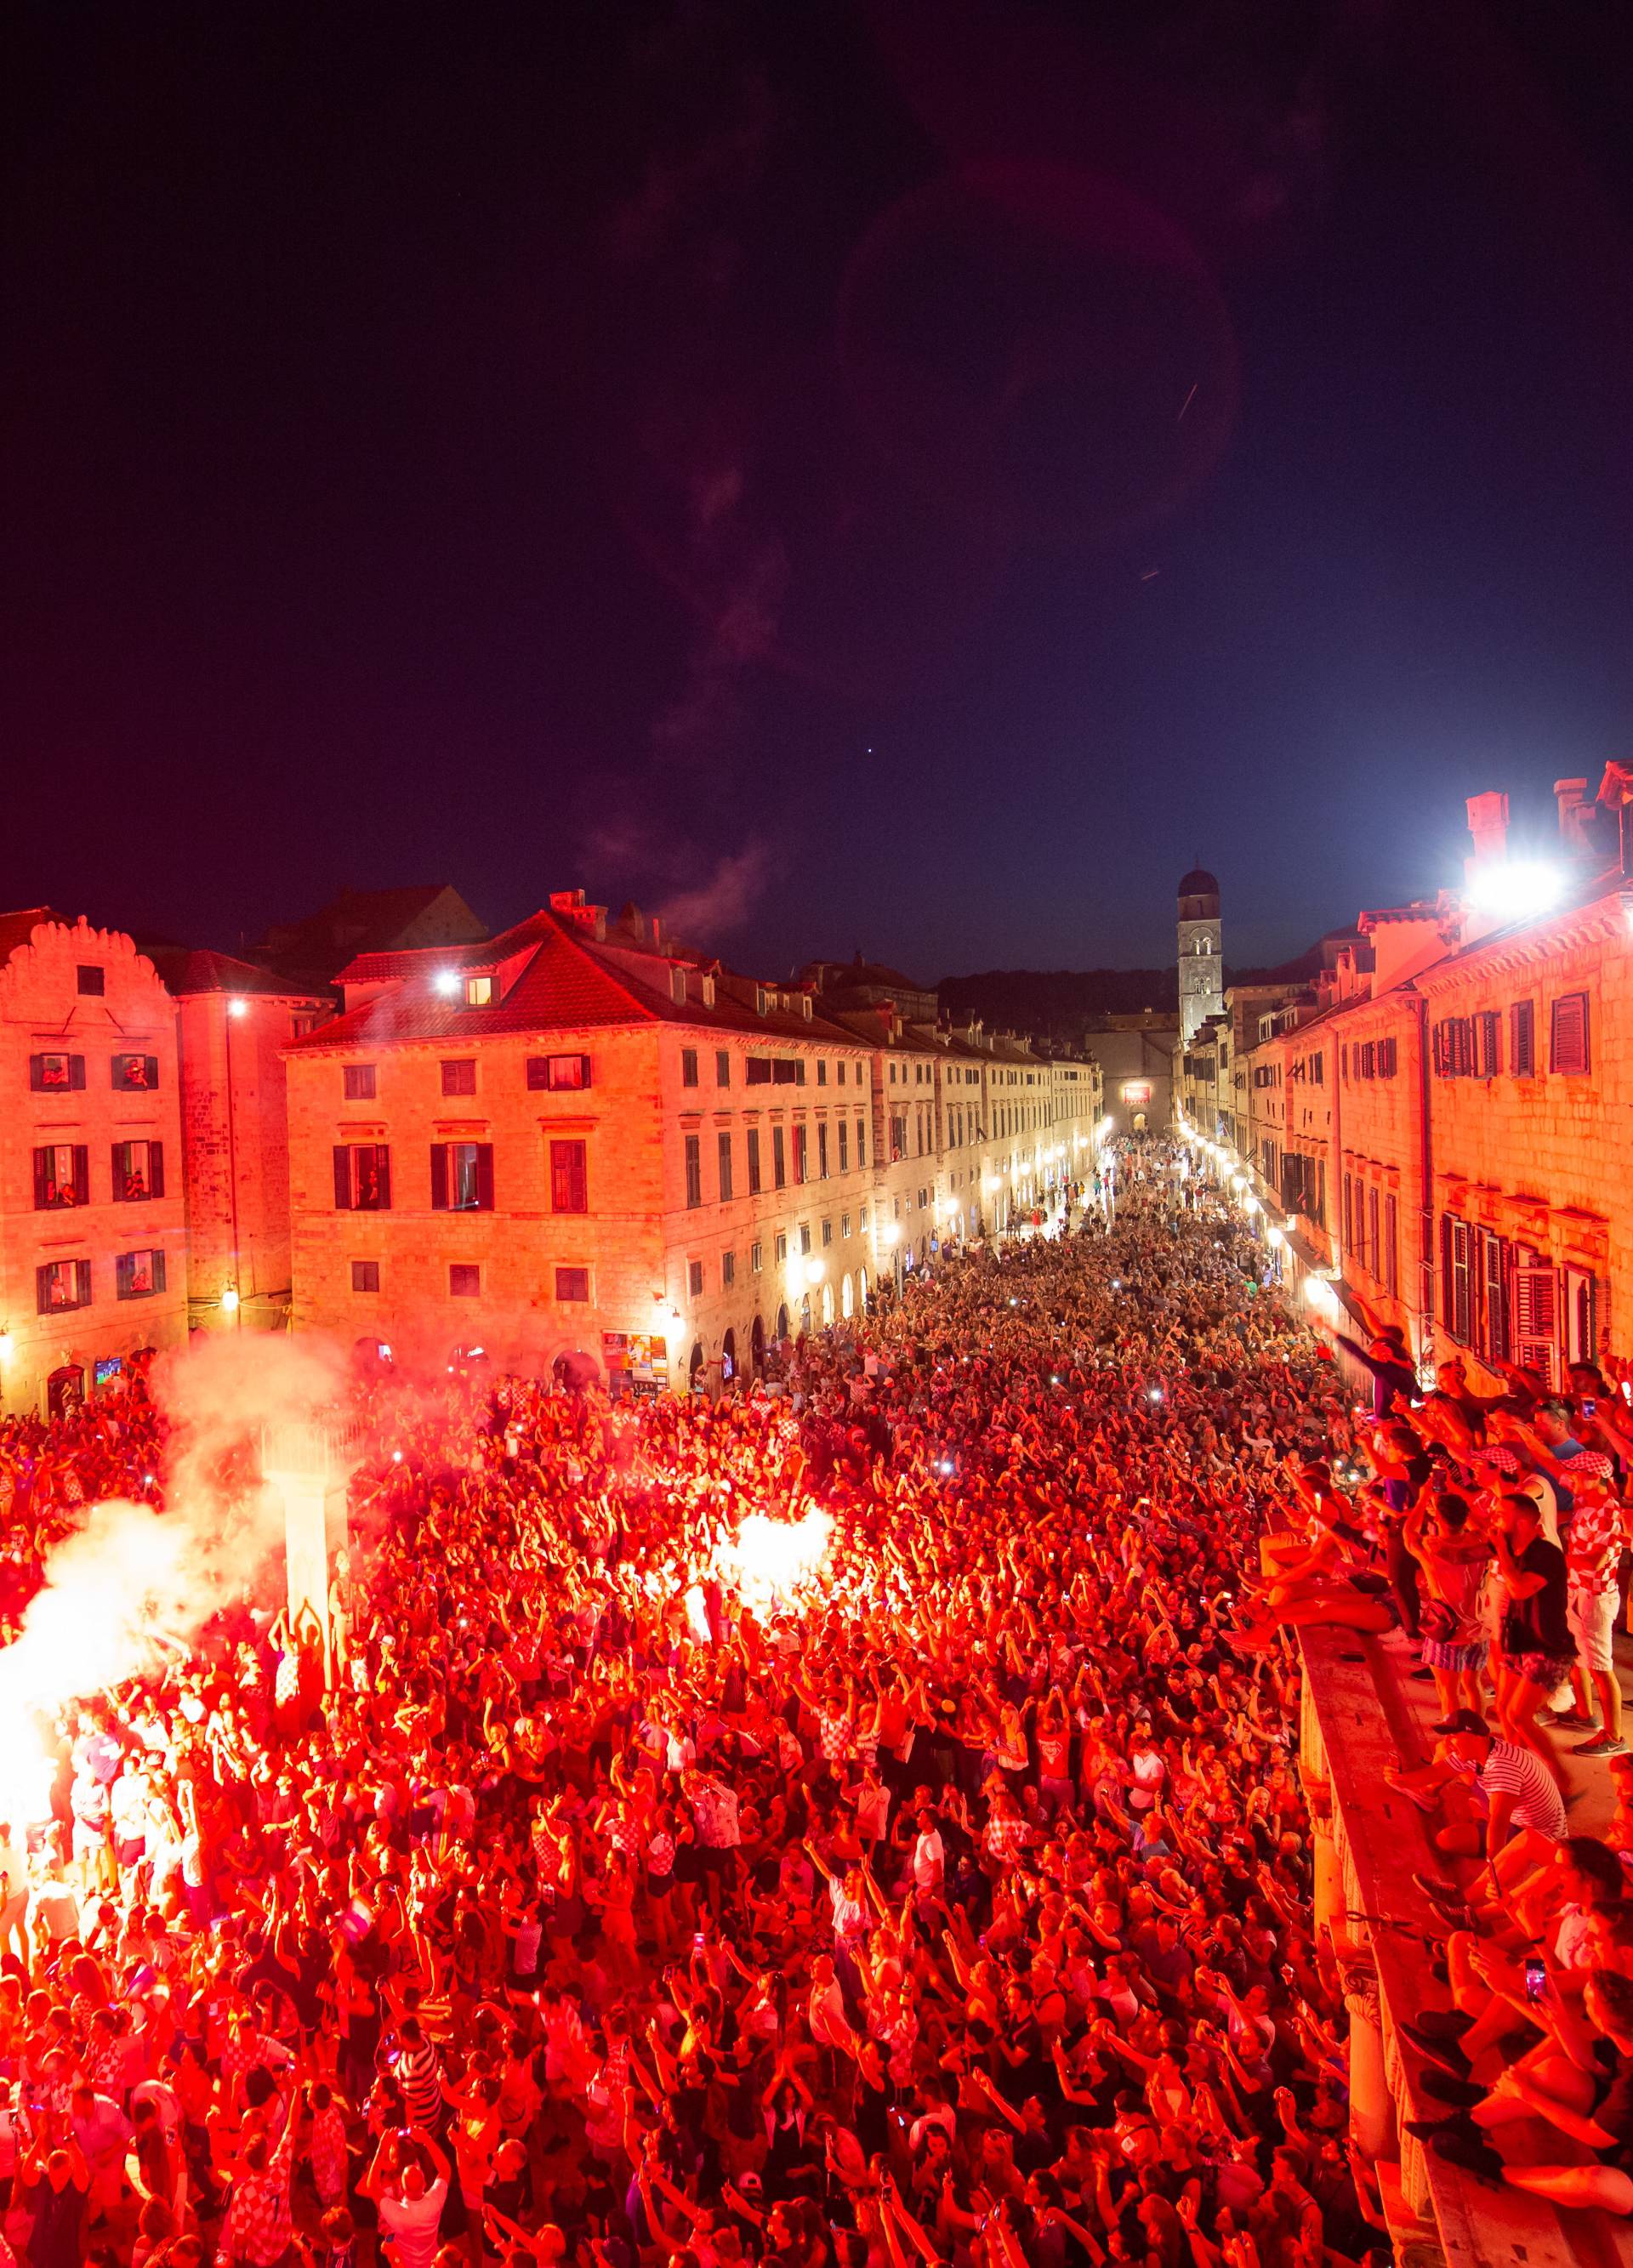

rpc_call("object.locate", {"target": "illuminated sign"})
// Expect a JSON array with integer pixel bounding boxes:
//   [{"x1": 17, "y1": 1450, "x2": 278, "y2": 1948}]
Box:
[{"x1": 1121, "y1": 1081, "x2": 1152, "y2": 1104}]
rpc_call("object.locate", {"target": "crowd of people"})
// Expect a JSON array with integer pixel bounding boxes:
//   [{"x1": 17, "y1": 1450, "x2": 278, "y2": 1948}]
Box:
[{"x1": 0, "y1": 1140, "x2": 1627, "y2": 2268}]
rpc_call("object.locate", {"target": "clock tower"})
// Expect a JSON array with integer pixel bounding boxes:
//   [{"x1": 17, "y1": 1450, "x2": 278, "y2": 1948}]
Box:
[{"x1": 1177, "y1": 867, "x2": 1224, "y2": 1044}]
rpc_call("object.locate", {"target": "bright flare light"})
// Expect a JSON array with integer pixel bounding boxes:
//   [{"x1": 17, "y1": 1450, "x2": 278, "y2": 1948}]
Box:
[
  {"x1": 220, "y1": 1287, "x2": 240, "y2": 1313},
  {"x1": 719, "y1": 1509, "x2": 834, "y2": 1611},
  {"x1": 1465, "y1": 860, "x2": 1563, "y2": 921},
  {"x1": 228, "y1": 998, "x2": 248, "y2": 1019},
  {"x1": 433, "y1": 969, "x2": 462, "y2": 996}
]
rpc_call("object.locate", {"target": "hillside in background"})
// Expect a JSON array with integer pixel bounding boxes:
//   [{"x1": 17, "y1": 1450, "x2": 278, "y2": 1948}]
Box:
[{"x1": 937, "y1": 967, "x2": 1180, "y2": 1037}]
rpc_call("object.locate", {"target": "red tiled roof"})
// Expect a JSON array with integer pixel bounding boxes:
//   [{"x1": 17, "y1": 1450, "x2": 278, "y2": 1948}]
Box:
[
  {"x1": 146, "y1": 946, "x2": 326, "y2": 999},
  {"x1": 0, "y1": 907, "x2": 65, "y2": 963},
  {"x1": 295, "y1": 909, "x2": 868, "y2": 1053}
]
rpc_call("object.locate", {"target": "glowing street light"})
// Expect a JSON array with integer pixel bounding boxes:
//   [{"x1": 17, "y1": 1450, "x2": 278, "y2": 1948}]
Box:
[
  {"x1": 433, "y1": 969, "x2": 462, "y2": 996},
  {"x1": 220, "y1": 1287, "x2": 241, "y2": 1313},
  {"x1": 228, "y1": 998, "x2": 248, "y2": 1019}
]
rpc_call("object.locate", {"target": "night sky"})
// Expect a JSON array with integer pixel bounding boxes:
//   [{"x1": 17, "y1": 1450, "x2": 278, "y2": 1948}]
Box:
[{"x1": 9, "y1": 2, "x2": 1633, "y2": 979}]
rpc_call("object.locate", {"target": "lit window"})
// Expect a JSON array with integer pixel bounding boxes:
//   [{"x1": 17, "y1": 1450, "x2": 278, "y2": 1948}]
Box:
[
  {"x1": 112, "y1": 1140, "x2": 163, "y2": 1202},
  {"x1": 465, "y1": 975, "x2": 493, "y2": 1006},
  {"x1": 33, "y1": 1144, "x2": 88, "y2": 1210},
  {"x1": 111, "y1": 1054, "x2": 159, "y2": 1092},
  {"x1": 29, "y1": 1052, "x2": 84, "y2": 1092},
  {"x1": 37, "y1": 1259, "x2": 92, "y2": 1313},
  {"x1": 431, "y1": 1141, "x2": 493, "y2": 1211},
  {"x1": 116, "y1": 1249, "x2": 167, "y2": 1300},
  {"x1": 527, "y1": 1054, "x2": 591, "y2": 1091}
]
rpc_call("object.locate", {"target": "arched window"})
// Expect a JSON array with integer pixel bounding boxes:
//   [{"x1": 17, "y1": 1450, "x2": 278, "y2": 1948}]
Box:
[{"x1": 840, "y1": 1272, "x2": 854, "y2": 1318}]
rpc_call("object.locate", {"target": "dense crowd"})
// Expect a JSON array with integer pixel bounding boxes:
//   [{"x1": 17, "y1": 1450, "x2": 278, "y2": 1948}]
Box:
[{"x1": 0, "y1": 1141, "x2": 1626, "y2": 2268}]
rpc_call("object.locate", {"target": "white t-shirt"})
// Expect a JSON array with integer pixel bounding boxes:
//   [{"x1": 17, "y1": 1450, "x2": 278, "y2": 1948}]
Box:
[
  {"x1": 378, "y1": 2177, "x2": 449, "y2": 2268},
  {"x1": 913, "y1": 1829, "x2": 944, "y2": 1890}
]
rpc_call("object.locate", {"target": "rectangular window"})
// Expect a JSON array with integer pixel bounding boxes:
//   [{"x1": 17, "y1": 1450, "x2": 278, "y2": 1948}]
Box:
[
  {"x1": 1381, "y1": 1037, "x2": 1398, "y2": 1077},
  {"x1": 77, "y1": 965, "x2": 105, "y2": 995},
  {"x1": 1550, "y1": 992, "x2": 1590, "y2": 1075},
  {"x1": 722, "y1": 1251, "x2": 736, "y2": 1287},
  {"x1": 33, "y1": 1144, "x2": 88, "y2": 1210},
  {"x1": 816, "y1": 1060, "x2": 828, "y2": 1085},
  {"x1": 822, "y1": 1219, "x2": 833, "y2": 1247},
  {"x1": 1311, "y1": 1052, "x2": 1323, "y2": 1086},
  {"x1": 116, "y1": 1249, "x2": 167, "y2": 1300},
  {"x1": 1384, "y1": 1193, "x2": 1399, "y2": 1297},
  {"x1": 859, "y1": 1205, "x2": 868, "y2": 1230},
  {"x1": 1510, "y1": 1000, "x2": 1536, "y2": 1077},
  {"x1": 745, "y1": 1058, "x2": 772, "y2": 1086},
  {"x1": 441, "y1": 1059, "x2": 477, "y2": 1097},
  {"x1": 715, "y1": 1050, "x2": 731, "y2": 1087},
  {"x1": 333, "y1": 1145, "x2": 392, "y2": 1210},
  {"x1": 1473, "y1": 1009, "x2": 1501, "y2": 1079},
  {"x1": 751, "y1": 1241, "x2": 763, "y2": 1273},
  {"x1": 717, "y1": 1129, "x2": 733, "y2": 1202},
  {"x1": 450, "y1": 1264, "x2": 481, "y2": 1298},
  {"x1": 838, "y1": 1120, "x2": 849, "y2": 1173},
  {"x1": 112, "y1": 1140, "x2": 164, "y2": 1202},
  {"x1": 555, "y1": 1266, "x2": 590, "y2": 1303},
  {"x1": 799, "y1": 1224, "x2": 812, "y2": 1255},
  {"x1": 526, "y1": 1054, "x2": 592, "y2": 1090},
  {"x1": 344, "y1": 1064, "x2": 377, "y2": 1100},
  {"x1": 817, "y1": 1123, "x2": 829, "y2": 1179},
  {"x1": 464, "y1": 975, "x2": 492, "y2": 1006},
  {"x1": 550, "y1": 1139, "x2": 589, "y2": 1214},
  {"x1": 772, "y1": 1126, "x2": 787, "y2": 1189},
  {"x1": 792, "y1": 1124, "x2": 808, "y2": 1184},
  {"x1": 775, "y1": 1231, "x2": 788, "y2": 1264},
  {"x1": 37, "y1": 1259, "x2": 92, "y2": 1313},
  {"x1": 681, "y1": 1048, "x2": 700, "y2": 1088},
  {"x1": 856, "y1": 1118, "x2": 867, "y2": 1169},
  {"x1": 841, "y1": 1212, "x2": 851, "y2": 1237},
  {"x1": 431, "y1": 1140, "x2": 494, "y2": 1212},
  {"x1": 688, "y1": 1259, "x2": 704, "y2": 1298},
  {"x1": 1513, "y1": 1261, "x2": 1559, "y2": 1387},
  {"x1": 747, "y1": 1128, "x2": 762, "y2": 1194},
  {"x1": 111, "y1": 1053, "x2": 160, "y2": 1092},
  {"x1": 685, "y1": 1134, "x2": 703, "y2": 1208},
  {"x1": 351, "y1": 1260, "x2": 380, "y2": 1293},
  {"x1": 29, "y1": 1051, "x2": 85, "y2": 1092}
]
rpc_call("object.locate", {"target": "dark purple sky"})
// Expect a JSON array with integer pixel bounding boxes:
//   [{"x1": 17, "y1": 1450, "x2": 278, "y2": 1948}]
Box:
[{"x1": 9, "y1": 1, "x2": 1633, "y2": 980}]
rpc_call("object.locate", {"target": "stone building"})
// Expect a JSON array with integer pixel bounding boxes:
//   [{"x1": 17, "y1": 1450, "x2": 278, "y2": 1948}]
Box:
[
  {"x1": 0, "y1": 913, "x2": 187, "y2": 1413},
  {"x1": 1083, "y1": 1013, "x2": 1179, "y2": 1138},
  {"x1": 148, "y1": 950, "x2": 329, "y2": 1338},
  {"x1": 284, "y1": 893, "x2": 1106, "y2": 1389},
  {"x1": 1189, "y1": 770, "x2": 1633, "y2": 1385}
]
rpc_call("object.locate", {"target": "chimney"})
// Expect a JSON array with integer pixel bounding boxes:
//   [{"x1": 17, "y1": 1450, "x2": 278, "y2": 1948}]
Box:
[
  {"x1": 1465, "y1": 791, "x2": 1509, "y2": 867},
  {"x1": 1554, "y1": 776, "x2": 1592, "y2": 856}
]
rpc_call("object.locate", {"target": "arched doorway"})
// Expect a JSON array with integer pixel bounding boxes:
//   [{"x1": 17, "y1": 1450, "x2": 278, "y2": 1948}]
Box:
[
  {"x1": 820, "y1": 1282, "x2": 834, "y2": 1327},
  {"x1": 721, "y1": 1327, "x2": 737, "y2": 1382},
  {"x1": 751, "y1": 1314, "x2": 765, "y2": 1372},
  {"x1": 775, "y1": 1302, "x2": 789, "y2": 1342},
  {"x1": 688, "y1": 1340, "x2": 705, "y2": 1390},
  {"x1": 799, "y1": 1293, "x2": 811, "y2": 1334},
  {"x1": 47, "y1": 1364, "x2": 84, "y2": 1419},
  {"x1": 840, "y1": 1273, "x2": 853, "y2": 1319},
  {"x1": 857, "y1": 1267, "x2": 868, "y2": 1310}
]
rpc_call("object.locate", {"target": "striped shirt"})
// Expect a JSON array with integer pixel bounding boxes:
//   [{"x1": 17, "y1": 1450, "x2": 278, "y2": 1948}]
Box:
[{"x1": 1477, "y1": 1741, "x2": 1567, "y2": 1838}]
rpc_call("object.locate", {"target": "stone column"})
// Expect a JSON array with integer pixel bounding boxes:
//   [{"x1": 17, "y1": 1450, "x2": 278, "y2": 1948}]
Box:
[{"x1": 1344, "y1": 1968, "x2": 1394, "y2": 2163}]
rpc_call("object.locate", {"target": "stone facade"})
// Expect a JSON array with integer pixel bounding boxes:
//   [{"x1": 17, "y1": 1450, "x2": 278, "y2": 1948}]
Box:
[
  {"x1": 1177, "y1": 867, "x2": 1225, "y2": 1043},
  {"x1": 156, "y1": 954, "x2": 329, "y2": 1336},
  {"x1": 284, "y1": 895, "x2": 1103, "y2": 1390},
  {"x1": 0, "y1": 915, "x2": 186, "y2": 1413}
]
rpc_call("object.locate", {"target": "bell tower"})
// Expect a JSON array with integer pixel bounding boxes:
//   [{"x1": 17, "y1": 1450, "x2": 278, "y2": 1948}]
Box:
[{"x1": 1177, "y1": 866, "x2": 1224, "y2": 1044}]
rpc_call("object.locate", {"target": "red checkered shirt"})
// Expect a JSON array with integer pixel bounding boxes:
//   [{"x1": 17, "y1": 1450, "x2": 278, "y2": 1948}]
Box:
[
  {"x1": 217, "y1": 2123, "x2": 295, "y2": 2267},
  {"x1": 1566, "y1": 1497, "x2": 1627, "y2": 1596}
]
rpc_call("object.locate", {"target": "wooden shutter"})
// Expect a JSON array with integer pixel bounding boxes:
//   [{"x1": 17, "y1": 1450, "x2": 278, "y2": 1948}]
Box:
[
  {"x1": 36, "y1": 1265, "x2": 52, "y2": 1315},
  {"x1": 1442, "y1": 1215, "x2": 1473, "y2": 1343},
  {"x1": 152, "y1": 1251, "x2": 168, "y2": 1293},
  {"x1": 1385, "y1": 1194, "x2": 1399, "y2": 1295},
  {"x1": 70, "y1": 1054, "x2": 86, "y2": 1089},
  {"x1": 150, "y1": 1142, "x2": 165, "y2": 1199},
  {"x1": 117, "y1": 1253, "x2": 131, "y2": 1299},
  {"x1": 375, "y1": 1146, "x2": 390, "y2": 1209},
  {"x1": 1513, "y1": 1263, "x2": 1557, "y2": 1384},
  {"x1": 475, "y1": 1144, "x2": 494, "y2": 1211},
  {"x1": 1368, "y1": 1187, "x2": 1381, "y2": 1284},
  {"x1": 1510, "y1": 1000, "x2": 1534, "y2": 1076},
  {"x1": 32, "y1": 1149, "x2": 48, "y2": 1209},
  {"x1": 76, "y1": 1260, "x2": 92, "y2": 1306},
  {"x1": 430, "y1": 1145, "x2": 449, "y2": 1211},
  {"x1": 1480, "y1": 1231, "x2": 1509, "y2": 1364},
  {"x1": 73, "y1": 1147, "x2": 89, "y2": 1205},
  {"x1": 333, "y1": 1146, "x2": 352, "y2": 1209},
  {"x1": 1550, "y1": 992, "x2": 1589, "y2": 1075}
]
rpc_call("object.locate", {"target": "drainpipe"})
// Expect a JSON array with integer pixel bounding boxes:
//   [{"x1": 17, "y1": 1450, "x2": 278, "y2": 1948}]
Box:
[{"x1": 1408, "y1": 986, "x2": 1432, "y2": 1371}]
